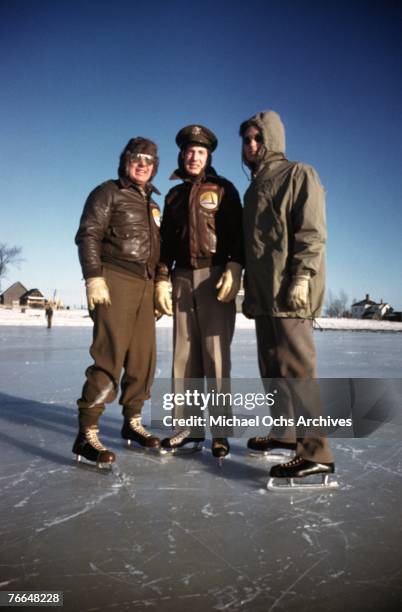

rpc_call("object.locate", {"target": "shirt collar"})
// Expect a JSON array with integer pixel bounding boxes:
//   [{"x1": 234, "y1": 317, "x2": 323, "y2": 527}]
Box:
[{"x1": 169, "y1": 166, "x2": 218, "y2": 183}]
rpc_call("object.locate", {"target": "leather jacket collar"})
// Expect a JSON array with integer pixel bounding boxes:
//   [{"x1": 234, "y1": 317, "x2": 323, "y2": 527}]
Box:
[{"x1": 119, "y1": 176, "x2": 161, "y2": 196}]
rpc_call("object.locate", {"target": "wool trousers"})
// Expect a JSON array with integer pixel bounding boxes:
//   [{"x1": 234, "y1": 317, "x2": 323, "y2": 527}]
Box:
[
  {"x1": 255, "y1": 316, "x2": 333, "y2": 463},
  {"x1": 171, "y1": 266, "x2": 236, "y2": 437},
  {"x1": 77, "y1": 266, "x2": 156, "y2": 430}
]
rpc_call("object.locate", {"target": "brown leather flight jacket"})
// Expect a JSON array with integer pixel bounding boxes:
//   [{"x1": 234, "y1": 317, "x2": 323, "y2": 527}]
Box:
[
  {"x1": 156, "y1": 169, "x2": 243, "y2": 280},
  {"x1": 75, "y1": 177, "x2": 161, "y2": 279}
]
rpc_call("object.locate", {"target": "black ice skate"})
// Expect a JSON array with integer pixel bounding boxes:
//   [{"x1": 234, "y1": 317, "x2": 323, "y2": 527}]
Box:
[
  {"x1": 121, "y1": 417, "x2": 161, "y2": 450},
  {"x1": 267, "y1": 456, "x2": 339, "y2": 491},
  {"x1": 73, "y1": 427, "x2": 116, "y2": 467},
  {"x1": 212, "y1": 438, "x2": 230, "y2": 464},
  {"x1": 247, "y1": 435, "x2": 296, "y2": 461},
  {"x1": 161, "y1": 429, "x2": 204, "y2": 454}
]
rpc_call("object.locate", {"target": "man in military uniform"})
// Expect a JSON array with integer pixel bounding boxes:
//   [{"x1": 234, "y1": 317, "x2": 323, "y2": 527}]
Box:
[
  {"x1": 155, "y1": 125, "x2": 243, "y2": 458},
  {"x1": 240, "y1": 110, "x2": 336, "y2": 487},
  {"x1": 73, "y1": 137, "x2": 162, "y2": 466}
]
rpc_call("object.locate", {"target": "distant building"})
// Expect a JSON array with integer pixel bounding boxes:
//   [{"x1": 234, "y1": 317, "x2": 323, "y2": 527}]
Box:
[
  {"x1": 20, "y1": 289, "x2": 46, "y2": 309},
  {"x1": 384, "y1": 311, "x2": 402, "y2": 322},
  {"x1": 351, "y1": 294, "x2": 391, "y2": 320},
  {"x1": 0, "y1": 282, "x2": 28, "y2": 306}
]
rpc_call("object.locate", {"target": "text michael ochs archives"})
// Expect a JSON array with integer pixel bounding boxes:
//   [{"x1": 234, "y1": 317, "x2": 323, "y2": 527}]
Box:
[{"x1": 161, "y1": 390, "x2": 353, "y2": 429}]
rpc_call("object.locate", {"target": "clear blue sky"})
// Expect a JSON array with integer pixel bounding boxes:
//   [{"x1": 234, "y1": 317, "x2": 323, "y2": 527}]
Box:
[{"x1": 1, "y1": 0, "x2": 401, "y2": 309}]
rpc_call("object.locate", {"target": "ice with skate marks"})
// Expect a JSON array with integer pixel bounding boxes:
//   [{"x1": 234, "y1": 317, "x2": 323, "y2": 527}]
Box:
[
  {"x1": 267, "y1": 473, "x2": 340, "y2": 492},
  {"x1": 73, "y1": 455, "x2": 137, "y2": 492}
]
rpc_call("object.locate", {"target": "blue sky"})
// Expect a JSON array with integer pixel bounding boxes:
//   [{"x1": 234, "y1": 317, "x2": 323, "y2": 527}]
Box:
[{"x1": 1, "y1": 0, "x2": 401, "y2": 309}]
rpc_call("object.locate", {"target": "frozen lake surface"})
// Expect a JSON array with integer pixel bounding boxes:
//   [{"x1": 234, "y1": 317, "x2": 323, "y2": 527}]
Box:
[{"x1": 0, "y1": 326, "x2": 401, "y2": 611}]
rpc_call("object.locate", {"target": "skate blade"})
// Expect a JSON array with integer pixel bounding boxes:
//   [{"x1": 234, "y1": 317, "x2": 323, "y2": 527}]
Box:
[
  {"x1": 74, "y1": 454, "x2": 114, "y2": 471},
  {"x1": 248, "y1": 450, "x2": 295, "y2": 461},
  {"x1": 217, "y1": 453, "x2": 231, "y2": 466},
  {"x1": 166, "y1": 442, "x2": 204, "y2": 455},
  {"x1": 124, "y1": 440, "x2": 162, "y2": 454},
  {"x1": 267, "y1": 474, "x2": 339, "y2": 491}
]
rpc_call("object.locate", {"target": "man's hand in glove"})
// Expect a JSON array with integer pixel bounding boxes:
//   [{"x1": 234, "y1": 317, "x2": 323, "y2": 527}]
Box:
[
  {"x1": 85, "y1": 277, "x2": 111, "y2": 311},
  {"x1": 216, "y1": 262, "x2": 242, "y2": 303},
  {"x1": 154, "y1": 280, "x2": 173, "y2": 316},
  {"x1": 287, "y1": 275, "x2": 310, "y2": 310}
]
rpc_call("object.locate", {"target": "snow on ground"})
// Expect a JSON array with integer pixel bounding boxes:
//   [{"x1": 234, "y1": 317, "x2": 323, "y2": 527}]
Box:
[{"x1": 0, "y1": 306, "x2": 401, "y2": 331}]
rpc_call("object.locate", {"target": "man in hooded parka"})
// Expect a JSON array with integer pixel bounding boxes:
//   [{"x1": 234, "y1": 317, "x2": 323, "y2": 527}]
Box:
[{"x1": 240, "y1": 110, "x2": 335, "y2": 484}]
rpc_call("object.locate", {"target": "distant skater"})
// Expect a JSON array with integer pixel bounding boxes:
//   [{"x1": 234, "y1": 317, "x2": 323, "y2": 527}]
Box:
[{"x1": 45, "y1": 304, "x2": 53, "y2": 329}]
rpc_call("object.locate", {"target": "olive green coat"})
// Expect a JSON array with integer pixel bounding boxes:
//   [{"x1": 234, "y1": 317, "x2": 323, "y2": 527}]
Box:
[{"x1": 242, "y1": 110, "x2": 326, "y2": 318}]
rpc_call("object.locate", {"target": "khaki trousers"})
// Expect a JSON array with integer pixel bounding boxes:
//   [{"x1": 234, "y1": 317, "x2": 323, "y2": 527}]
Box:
[
  {"x1": 255, "y1": 316, "x2": 333, "y2": 463},
  {"x1": 77, "y1": 266, "x2": 156, "y2": 430},
  {"x1": 171, "y1": 266, "x2": 236, "y2": 436}
]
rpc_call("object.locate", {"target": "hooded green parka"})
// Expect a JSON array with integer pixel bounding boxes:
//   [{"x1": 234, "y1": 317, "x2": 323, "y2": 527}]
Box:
[{"x1": 241, "y1": 110, "x2": 326, "y2": 318}]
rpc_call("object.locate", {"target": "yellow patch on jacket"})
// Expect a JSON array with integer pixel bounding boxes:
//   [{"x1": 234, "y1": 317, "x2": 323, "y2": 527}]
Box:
[
  {"x1": 152, "y1": 208, "x2": 161, "y2": 227},
  {"x1": 199, "y1": 191, "x2": 218, "y2": 210}
]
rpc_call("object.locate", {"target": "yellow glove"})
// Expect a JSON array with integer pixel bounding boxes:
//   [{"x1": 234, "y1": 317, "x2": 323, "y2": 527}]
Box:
[
  {"x1": 155, "y1": 280, "x2": 173, "y2": 316},
  {"x1": 85, "y1": 277, "x2": 111, "y2": 310},
  {"x1": 216, "y1": 262, "x2": 242, "y2": 302},
  {"x1": 287, "y1": 275, "x2": 310, "y2": 310}
]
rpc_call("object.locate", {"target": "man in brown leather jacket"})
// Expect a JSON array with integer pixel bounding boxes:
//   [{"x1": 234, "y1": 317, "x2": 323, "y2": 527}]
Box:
[
  {"x1": 155, "y1": 125, "x2": 243, "y2": 459},
  {"x1": 73, "y1": 137, "x2": 162, "y2": 466}
]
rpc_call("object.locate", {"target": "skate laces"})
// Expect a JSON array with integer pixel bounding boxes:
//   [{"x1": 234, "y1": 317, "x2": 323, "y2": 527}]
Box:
[
  {"x1": 170, "y1": 429, "x2": 191, "y2": 445},
  {"x1": 282, "y1": 456, "x2": 304, "y2": 468},
  {"x1": 129, "y1": 417, "x2": 151, "y2": 438},
  {"x1": 86, "y1": 428, "x2": 106, "y2": 451}
]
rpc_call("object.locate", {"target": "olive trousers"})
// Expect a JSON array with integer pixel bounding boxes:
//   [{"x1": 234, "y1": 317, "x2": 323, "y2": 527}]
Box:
[
  {"x1": 77, "y1": 266, "x2": 156, "y2": 430},
  {"x1": 255, "y1": 316, "x2": 333, "y2": 463}
]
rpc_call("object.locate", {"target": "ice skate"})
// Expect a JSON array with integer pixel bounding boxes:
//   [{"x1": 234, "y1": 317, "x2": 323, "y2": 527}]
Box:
[
  {"x1": 247, "y1": 435, "x2": 296, "y2": 461},
  {"x1": 212, "y1": 437, "x2": 230, "y2": 465},
  {"x1": 121, "y1": 416, "x2": 161, "y2": 451},
  {"x1": 267, "y1": 456, "x2": 339, "y2": 491},
  {"x1": 72, "y1": 426, "x2": 115, "y2": 468},
  {"x1": 161, "y1": 429, "x2": 204, "y2": 454}
]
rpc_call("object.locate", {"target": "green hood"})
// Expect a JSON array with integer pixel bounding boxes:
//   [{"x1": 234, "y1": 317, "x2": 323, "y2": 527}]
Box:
[
  {"x1": 240, "y1": 110, "x2": 286, "y2": 170},
  {"x1": 251, "y1": 109, "x2": 286, "y2": 154}
]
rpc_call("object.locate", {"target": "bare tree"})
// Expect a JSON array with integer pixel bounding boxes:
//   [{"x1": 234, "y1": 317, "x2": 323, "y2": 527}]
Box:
[
  {"x1": 325, "y1": 289, "x2": 349, "y2": 318},
  {"x1": 0, "y1": 243, "x2": 23, "y2": 289}
]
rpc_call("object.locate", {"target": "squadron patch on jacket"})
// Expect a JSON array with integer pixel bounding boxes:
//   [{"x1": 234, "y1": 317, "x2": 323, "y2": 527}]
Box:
[
  {"x1": 199, "y1": 191, "x2": 219, "y2": 210},
  {"x1": 152, "y1": 207, "x2": 161, "y2": 227}
]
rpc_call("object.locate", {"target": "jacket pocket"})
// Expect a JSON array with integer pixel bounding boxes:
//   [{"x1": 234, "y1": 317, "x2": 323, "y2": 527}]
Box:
[
  {"x1": 199, "y1": 210, "x2": 217, "y2": 254},
  {"x1": 110, "y1": 225, "x2": 136, "y2": 239}
]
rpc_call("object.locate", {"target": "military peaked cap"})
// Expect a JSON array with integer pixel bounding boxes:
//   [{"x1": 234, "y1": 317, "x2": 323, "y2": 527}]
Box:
[{"x1": 175, "y1": 124, "x2": 218, "y2": 152}]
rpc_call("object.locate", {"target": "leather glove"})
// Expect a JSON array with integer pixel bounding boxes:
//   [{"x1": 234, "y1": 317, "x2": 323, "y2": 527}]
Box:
[
  {"x1": 287, "y1": 275, "x2": 310, "y2": 310},
  {"x1": 216, "y1": 262, "x2": 242, "y2": 302},
  {"x1": 85, "y1": 277, "x2": 111, "y2": 310},
  {"x1": 155, "y1": 280, "x2": 173, "y2": 316}
]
